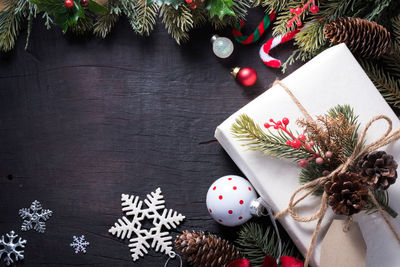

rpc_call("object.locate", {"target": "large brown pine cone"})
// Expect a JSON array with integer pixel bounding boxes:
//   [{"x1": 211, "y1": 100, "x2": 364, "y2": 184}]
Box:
[
  {"x1": 324, "y1": 17, "x2": 391, "y2": 59},
  {"x1": 357, "y1": 151, "x2": 398, "y2": 190},
  {"x1": 175, "y1": 231, "x2": 242, "y2": 267},
  {"x1": 324, "y1": 172, "x2": 368, "y2": 216}
]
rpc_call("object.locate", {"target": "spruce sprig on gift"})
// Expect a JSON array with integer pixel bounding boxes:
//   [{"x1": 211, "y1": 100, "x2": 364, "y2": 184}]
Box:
[{"x1": 236, "y1": 222, "x2": 301, "y2": 266}]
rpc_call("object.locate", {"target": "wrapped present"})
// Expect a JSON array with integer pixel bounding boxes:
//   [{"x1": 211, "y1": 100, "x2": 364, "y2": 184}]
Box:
[{"x1": 215, "y1": 43, "x2": 400, "y2": 267}]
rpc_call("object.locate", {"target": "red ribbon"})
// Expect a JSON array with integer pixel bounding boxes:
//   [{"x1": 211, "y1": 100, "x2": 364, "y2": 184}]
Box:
[{"x1": 227, "y1": 255, "x2": 303, "y2": 267}]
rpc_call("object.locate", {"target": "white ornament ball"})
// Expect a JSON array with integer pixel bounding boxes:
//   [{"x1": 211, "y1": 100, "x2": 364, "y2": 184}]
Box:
[
  {"x1": 211, "y1": 35, "x2": 234, "y2": 59},
  {"x1": 206, "y1": 175, "x2": 257, "y2": 227}
]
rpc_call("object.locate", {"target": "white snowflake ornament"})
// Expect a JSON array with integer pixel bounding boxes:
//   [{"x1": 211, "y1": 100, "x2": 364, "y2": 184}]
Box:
[
  {"x1": 206, "y1": 175, "x2": 257, "y2": 227},
  {"x1": 0, "y1": 231, "x2": 27, "y2": 266},
  {"x1": 109, "y1": 187, "x2": 185, "y2": 262},
  {"x1": 70, "y1": 235, "x2": 90, "y2": 254},
  {"x1": 19, "y1": 200, "x2": 53, "y2": 233}
]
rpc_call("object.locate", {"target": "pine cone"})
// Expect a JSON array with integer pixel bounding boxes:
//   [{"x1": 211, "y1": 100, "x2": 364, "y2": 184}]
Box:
[
  {"x1": 324, "y1": 172, "x2": 368, "y2": 216},
  {"x1": 324, "y1": 17, "x2": 391, "y2": 59},
  {"x1": 175, "y1": 231, "x2": 242, "y2": 267},
  {"x1": 357, "y1": 151, "x2": 398, "y2": 190}
]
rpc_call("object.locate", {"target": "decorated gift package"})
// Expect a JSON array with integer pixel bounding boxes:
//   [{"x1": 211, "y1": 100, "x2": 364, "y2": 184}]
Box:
[{"x1": 215, "y1": 43, "x2": 400, "y2": 267}]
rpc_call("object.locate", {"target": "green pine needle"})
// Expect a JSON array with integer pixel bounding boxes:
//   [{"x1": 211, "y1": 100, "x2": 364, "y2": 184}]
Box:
[
  {"x1": 0, "y1": 0, "x2": 26, "y2": 52},
  {"x1": 160, "y1": 4, "x2": 193, "y2": 44},
  {"x1": 236, "y1": 222, "x2": 301, "y2": 266},
  {"x1": 231, "y1": 114, "x2": 314, "y2": 160},
  {"x1": 360, "y1": 59, "x2": 400, "y2": 108}
]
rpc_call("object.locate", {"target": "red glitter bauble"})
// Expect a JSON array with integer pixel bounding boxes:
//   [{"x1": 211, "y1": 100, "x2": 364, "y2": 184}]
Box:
[{"x1": 232, "y1": 67, "x2": 257, "y2": 87}]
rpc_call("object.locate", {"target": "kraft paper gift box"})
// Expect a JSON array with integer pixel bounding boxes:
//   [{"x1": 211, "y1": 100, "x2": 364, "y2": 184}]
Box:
[{"x1": 215, "y1": 44, "x2": 400, "y2": 267}]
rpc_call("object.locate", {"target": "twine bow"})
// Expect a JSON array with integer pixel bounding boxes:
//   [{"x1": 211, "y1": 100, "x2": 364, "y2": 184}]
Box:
[{"x1": 272, "y1": 81, "x2": 400, "y2": 267}]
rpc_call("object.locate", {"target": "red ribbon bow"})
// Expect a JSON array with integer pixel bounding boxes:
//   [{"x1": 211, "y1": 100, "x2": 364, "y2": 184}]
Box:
[{"x1": 227, "y1": 255, "x2": 303, "y2": 267}]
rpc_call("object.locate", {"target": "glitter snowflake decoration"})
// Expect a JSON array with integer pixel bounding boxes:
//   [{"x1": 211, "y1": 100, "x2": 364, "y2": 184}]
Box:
[
  {"x1": 109, "y1": 187, "x2": 185, "y2": 262},
  {"x1": 19, "y1": 200, "x2": 53, "y2": 233},
  {"x1": 0, "y1": 231, "x2": 27, "y2": 266},
  {"x1": 70, "y1": 235, "x2": 90, "y2": 254}
]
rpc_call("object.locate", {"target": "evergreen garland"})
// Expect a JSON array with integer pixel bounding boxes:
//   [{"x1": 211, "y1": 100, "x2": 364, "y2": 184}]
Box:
[{"x1": 0, "y1": 0, "x2": 250, "y2": 51}]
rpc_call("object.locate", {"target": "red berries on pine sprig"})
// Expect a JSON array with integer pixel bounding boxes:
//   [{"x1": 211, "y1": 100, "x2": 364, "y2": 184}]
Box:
[
  {"x1": 64, "y1": 0, "x2": 74, "y2": 8},
  {"x1": 264, "y1": 116, "x2": 333, "y2": 168}
]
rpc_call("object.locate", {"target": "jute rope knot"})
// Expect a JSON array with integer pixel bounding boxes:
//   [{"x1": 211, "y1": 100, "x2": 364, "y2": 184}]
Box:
[{"x1": 272, "y1": 80, "x2": 400, "y2": 267}]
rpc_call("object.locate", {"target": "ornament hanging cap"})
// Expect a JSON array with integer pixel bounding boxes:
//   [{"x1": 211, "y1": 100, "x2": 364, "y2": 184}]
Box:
[
  {"x1": 211, "y1": 35, "x2": 219, "y2": 44},
  {"x1": 231, "y1": 67, "x2": 241, "y2": 79}
]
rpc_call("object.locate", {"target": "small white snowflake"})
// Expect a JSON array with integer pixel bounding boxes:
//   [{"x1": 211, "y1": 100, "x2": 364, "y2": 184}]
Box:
[
  {"x1": 109, "y1": 187, "x2": 185, "y2": 262},
  {"x1": 0, "y1": 231, "x2": 27, "y2": 266},
  {"x1": 70, "y1": 235, "x2": 90, "y2": 254},
  {"x1": 19, "y1": 200, "x2": 53, "y2": 233}
]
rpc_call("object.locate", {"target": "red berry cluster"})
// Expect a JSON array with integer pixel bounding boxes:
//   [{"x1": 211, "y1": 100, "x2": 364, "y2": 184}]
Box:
[
  {"x1": 286, "y1": 0, "x2": 319, "y2": 27},
  {"x1": 185, "y1": 0, "x2": 204, "y2": 9},
  {"x1": 264, "y1": 117, "x2": 332, "y2": 168},
  {"x1": 64, "y1": 0, "x2": 89, "y2": 8}
]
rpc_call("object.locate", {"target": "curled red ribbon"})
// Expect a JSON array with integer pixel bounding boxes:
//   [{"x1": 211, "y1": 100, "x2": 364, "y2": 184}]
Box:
[{"x1": 227, "y1": 255, "x2": 303, "y2": 267}]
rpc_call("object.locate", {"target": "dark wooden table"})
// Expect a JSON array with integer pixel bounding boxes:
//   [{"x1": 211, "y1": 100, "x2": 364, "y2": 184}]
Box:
[{"x1": 0, "y1": 11, "x2": 301, "y2": 267}]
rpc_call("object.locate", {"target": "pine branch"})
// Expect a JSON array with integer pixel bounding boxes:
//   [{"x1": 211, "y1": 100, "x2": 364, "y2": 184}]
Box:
[
  {"x1": 160, "y1": 4, "x2": 193, "y2": 44},
  {"x1": 133, "y1": 1, "x2": 158, "y2": 36},
  {"x1": 191, "y1": 5, "x2": 207, "y2": 27},
  {"x1": 327, "y1": 104, "x2": 360, "y2": 158},
  {"x1": 231, "y1": 114, "x2": 313, "y2": 160},
  {"x1": 231, "y1": 0, "x2": 251, "y2": 20},
  {"x1": 393, "y1": 15, "x2": 400, "y2": 45},
  {"x1": 294, "y1": 20, "x2": 327, "y2": 54},
  {"x1": 93, "y1": 0, "x2": 120, "y2": 38},
  {"x1": 121, "y1": 0, "x2": 158, "y2": 36},
  {"x1": 360, "y1": 59, "x2": 400, "y2": 108},
  {"x1": 364, "y1": 189, "x2": 398, "y2": 218},
  {"x1": 0, "y1": 0, "x2": 26, "y2": 52},
  {"x1": 70, "y1": 12, "x2": 94, "y2": 35},
  {"x1": 236, "y1": 222, "x2": 301, "y2": 266}
]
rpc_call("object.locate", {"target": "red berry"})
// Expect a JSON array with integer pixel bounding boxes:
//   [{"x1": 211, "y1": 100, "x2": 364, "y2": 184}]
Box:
[
  {"x1": 282, "y1": 118, "x2": 289, "y2": 125},
  {"x1": 290, "y1": 8, "x2": 295, "y2": 13},
  {"x1": 273, "y1": 125, "x2": 279, "y2": 129},
  {"x1": 269, "y1": 119, "x2": 274, "y2": 122},
  {"x1": 287, "y1": 21, "x2": 293, "y2": 27},
  {"x1": 309, "y1": 141, "x2": 315, "y2": 146},
  {"x1": 298, "y1": 134, "x2": 306, "y2": 141},
  {"x1": 186, "y1": 0, "x2": 192, "y2": 3},
  {"x1": 310, "y1": 5, "x2": 319, "y2": 14},
  {"x1": 64, "y1": 0, "x2": 74, "y2": 8},
  {"x1": 299, "y1": 159, "x2": 308, "y2": 168},
  {"x1": 80, "y1": 0, "x2": 89, "y2": 7},
  {"x1": 295, "y1": 7, "x2": 301, "y2": 14},
  {"x1": 296, "y1": 21, "x2": 302, "y2": 26},
  {"x1": 291, "y1": 139, "x2": 301, "y2": 149},
  {"x1": 325, "y1": 151, "x2": 333, "y2": 158},
  {"x1": 316, "y1": 157, "x2": 324, "y2": 165},
  {"x1": 286, "y1": 140, "x2": 292, "y2": 146},
  {"x1": 264, "y1": 123, "x2": 270, "y2": 128},
  {"x1": 276, "y1": 121, "x2": 282, "y2": 126}
]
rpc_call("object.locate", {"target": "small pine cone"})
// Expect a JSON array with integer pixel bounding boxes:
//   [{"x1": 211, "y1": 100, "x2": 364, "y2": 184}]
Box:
[
  {"x1": 357, "y1": 151, "x2": 398, "y2": 190},
  {"x1": 324, "y1": 17, "x2": 391, "y2": 59},
  {"x1": 324, "y1": 172, "x2": 368, "y2": 216},
  {"x1": 175, "y1": 230, "x2": 242, "y2": 267}
]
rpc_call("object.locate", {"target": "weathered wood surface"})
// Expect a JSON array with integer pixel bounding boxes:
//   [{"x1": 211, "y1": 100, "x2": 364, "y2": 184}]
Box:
[{"x1": 0, "y1": 12, "x2": 301, "y2": 266}]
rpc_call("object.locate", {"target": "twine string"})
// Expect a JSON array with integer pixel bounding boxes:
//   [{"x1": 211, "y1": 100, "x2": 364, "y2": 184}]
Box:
[{"x1": 272, "y1": 80, "x2": 400, "y2": 267}]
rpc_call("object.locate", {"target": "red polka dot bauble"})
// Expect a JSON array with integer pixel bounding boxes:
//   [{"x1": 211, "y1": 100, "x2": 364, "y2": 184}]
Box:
[
  {"x1": 206, "y1": 175, "x2": 257, "y2": 227},
  {"x1": 231, "y1": 67, "x2": 257, "y2": 87}
]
